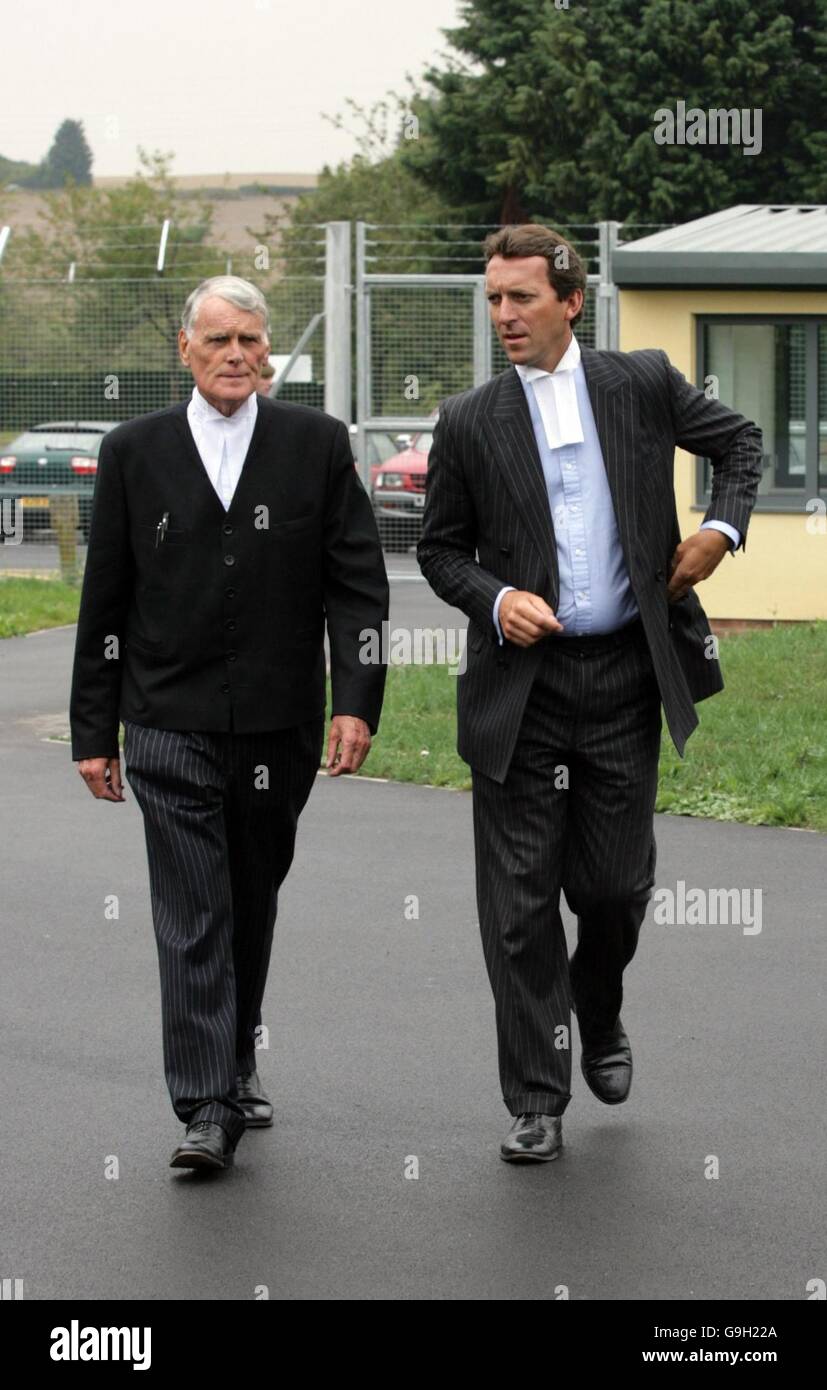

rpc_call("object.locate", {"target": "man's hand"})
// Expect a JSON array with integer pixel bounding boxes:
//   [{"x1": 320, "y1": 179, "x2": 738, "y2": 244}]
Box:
[
  {"x1": 499, "y1": 590, "x2": 564, "y2": 647},
  {"x1": 78, "y1": 755, "x2": 125, "y2": 801},
  {"x1": 667, "y1": 530, "x2": 731, "y2": 602},
  {"x1": 326, "y1": 715, "x2": 372, "y2": 776}
]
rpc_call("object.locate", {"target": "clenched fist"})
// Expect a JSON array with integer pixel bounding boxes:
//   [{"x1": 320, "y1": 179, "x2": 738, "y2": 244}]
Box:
[
  {"x1": 499, "y1": 591, "x2": 564, "y2": 647},
  {"x1": 78, "y1": 755, "x2": 125, "y2": 801}
]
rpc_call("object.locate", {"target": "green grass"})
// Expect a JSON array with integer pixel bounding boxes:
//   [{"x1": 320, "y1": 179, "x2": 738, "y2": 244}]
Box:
[
  {"x1": 3, "y1": 574, "x2": 825, "y2": 830},
  {"x1": 361, "y1": 663, "x2": 473, "y2": 790},
  {"x1": 654, "y1": 623, "x2": 827, "y2": 830},
  {"x1": 0, "y1": 574, "x2": 82, "y2": 638},
  {"x1": 365, "y1": 624, "x2": 827, "y2": 832}
]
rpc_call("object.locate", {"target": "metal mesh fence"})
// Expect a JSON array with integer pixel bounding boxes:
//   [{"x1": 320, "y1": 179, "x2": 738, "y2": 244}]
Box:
[
  {"x1": 367, "y1": 284, "x2": 478, "y2": 418},
  {"x1": 364, "y1": 279, "x2": 598, "y2": 412},
  {"x1": 359, "y1": 221, "x2": 611, "y2": 275},
  {"x1": 358, "y1": 221, "x2": 614, "y2": 553},
  {"x1": 0, "y1": 218, "x2": 661, "y2": 561},
  {"x1": 0, "y1": 274, "x2": 324, "y2": 555},
  {"x1": 363, "y1": 279, "x2": 598, "y2": 553}
]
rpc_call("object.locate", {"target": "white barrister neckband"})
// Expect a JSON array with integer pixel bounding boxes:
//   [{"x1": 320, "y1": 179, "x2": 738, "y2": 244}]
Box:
[{"x1": 515, "y1": 334, "x2": 584, "y2": 451}]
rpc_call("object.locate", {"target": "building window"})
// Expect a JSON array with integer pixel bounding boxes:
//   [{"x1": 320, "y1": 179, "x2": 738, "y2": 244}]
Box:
[{"x1": 695, "y1": 316, "x2": 827, "y2": 512}]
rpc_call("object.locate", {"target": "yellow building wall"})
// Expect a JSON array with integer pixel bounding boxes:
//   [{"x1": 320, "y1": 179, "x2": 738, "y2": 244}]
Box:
[{"x1": 618, "y1": 289, "x2": 827, "y2": 621}]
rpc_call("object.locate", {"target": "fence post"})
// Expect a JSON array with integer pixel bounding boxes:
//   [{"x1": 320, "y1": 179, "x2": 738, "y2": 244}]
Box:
[
  {"x1": 324, "y1": 221, "x2": 352, "y2": 426},
  {"x1": 473, "y1": 278, "x2": 490, "y2": 385},
  {"x1": 597, "y1": 220, "x2": 620, "y2": 351},
  {"x1": 354, "y1": 221, "x2": 370, "y2": 483},
  {"x1": 156, "y1": 219, "x2": 171, "y2": 275}
]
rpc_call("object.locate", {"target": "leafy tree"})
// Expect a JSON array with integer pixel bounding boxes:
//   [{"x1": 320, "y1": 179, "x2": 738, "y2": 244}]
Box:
[
  {"x1": 11, "y1": 148, "x2": 219, "y2": 281},
  {"x1": 402, "y1": 0, "x2": 827, "y2": 224},
  {"x1": 3, "y1": 151, "x2": 227, "y2": 399},
  {"x1": 252, "y1": 95, "x2": 454, "y2": 279},
  {"x1": 37, "y1": 119, "x2": 94, "y2": 188},
  {"x1": 248, "y1": 97, "x2": 478, "y2": 409},
  {"x1": 0, "y1": 153, "x2": 40, "y2": 186}
]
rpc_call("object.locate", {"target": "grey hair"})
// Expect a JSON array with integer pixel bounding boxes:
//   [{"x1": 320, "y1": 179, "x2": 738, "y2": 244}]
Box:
[{"x1": 181, "y1": 276, "x2": 270, "y2": 339}]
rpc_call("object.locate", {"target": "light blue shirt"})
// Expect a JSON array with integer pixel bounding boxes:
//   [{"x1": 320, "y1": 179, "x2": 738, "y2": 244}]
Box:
[{"x1": 493, "y1": 356, "x2": 740, "y2": 641}]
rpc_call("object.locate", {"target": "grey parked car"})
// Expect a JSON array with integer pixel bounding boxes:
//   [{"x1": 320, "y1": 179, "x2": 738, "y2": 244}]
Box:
[{"x1": 0, "y1": 421, "x2": 118, "y2": 540}]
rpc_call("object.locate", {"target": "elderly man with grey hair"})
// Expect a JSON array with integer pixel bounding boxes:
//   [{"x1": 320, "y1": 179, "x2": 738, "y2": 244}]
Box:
[{"x1": 69, "y1": 276, "x2": 389, "y2": 1172}]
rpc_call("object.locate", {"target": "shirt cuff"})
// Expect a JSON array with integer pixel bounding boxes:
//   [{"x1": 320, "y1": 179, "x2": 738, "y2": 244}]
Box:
[
  {"x1": 701, "y1": 519, "x2": 741, "y2": 552},
  {"x1": 493, "y1": 586, "x2": 517, "y2": 645}
]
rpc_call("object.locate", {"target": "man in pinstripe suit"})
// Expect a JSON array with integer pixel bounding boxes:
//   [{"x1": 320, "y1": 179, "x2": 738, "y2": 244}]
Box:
[
  {"x1": 70, "y1": 277, "x2": 388, "y2": 1172},
  {"x1": 417, "y1": 225, "x2": 762, "y2": 1162}
]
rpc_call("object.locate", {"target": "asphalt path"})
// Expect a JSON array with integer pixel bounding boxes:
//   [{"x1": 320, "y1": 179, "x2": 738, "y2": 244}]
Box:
[{"x1": 0, "y1": 573, "x2": 823, "y2": 1300}]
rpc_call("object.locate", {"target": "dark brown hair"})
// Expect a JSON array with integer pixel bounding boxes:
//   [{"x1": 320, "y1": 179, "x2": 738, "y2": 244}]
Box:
[{"x1": 482, "y1": 224, "x2": 587, "y2": 328}]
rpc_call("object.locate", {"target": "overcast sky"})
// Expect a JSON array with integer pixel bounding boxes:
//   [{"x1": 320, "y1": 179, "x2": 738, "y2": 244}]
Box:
[{"x1": 2, "y1": 0, "x2": 462, "y2": 178}]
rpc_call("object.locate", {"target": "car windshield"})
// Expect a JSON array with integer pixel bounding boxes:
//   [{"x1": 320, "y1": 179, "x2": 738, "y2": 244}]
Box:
[
  {"x1": 413, "y1": 432, "x2": 434, "y2": 455},
  {"x1": 7, "y1": 431, "x2": 105, "y2": 453},
  {"x1": 366, "y1": 432, "x2": 401, "y2": 467}
]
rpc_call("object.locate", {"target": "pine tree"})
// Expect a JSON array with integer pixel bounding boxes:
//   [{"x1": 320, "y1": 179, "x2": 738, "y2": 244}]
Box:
[
  {"x1": 40, "y1": 119, "x2": 94, "y2": 188},
  {"x1": 402, "y1": 0, "x2": 827, "y2": 223}
]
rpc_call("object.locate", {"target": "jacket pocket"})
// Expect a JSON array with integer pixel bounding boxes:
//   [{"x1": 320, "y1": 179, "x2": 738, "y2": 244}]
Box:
[
  {"x1": 125, "y1": 629, "x2": 167, "y2": 655},
  {"x1": 135, "y1": 523, "x2": 191, "y2": 547},
  {"x1": 270, "y1": 513, "x2": 317, "y2": 534}
]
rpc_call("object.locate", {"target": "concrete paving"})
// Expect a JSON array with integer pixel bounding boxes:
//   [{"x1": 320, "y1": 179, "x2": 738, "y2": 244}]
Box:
[{"x1": 0, "y1": 587, "x2": 824, "y2": 1301}]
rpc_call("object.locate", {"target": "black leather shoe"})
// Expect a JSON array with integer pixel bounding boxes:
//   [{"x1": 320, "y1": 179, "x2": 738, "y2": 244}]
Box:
[
  {"x1": 169, "y1": 1121, "x2": 235, "y2": 1169},
  {"x1": 500, "y1": 1113, "x2": 562, "y2": 1162},
  {"x1": 231, "y1": 1069, "x2": 273, "y2": 1128},
  {"x1": 580, "y1": 1017, "x2": 633, "y2": 1104}
]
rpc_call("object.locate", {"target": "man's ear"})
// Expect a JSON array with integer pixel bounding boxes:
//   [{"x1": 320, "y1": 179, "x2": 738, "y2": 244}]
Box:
[
  {"x1": 564, "y1": 289, "x2": 584, "y2": 322},
  {"x1": 178, "y1": 328, "x2": 191, "y2": 366}
]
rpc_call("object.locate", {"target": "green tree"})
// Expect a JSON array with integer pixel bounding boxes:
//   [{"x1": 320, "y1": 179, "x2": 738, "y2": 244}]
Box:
[
  {"x1": 402, "y1": 0, "x2": 827, "y2": 224},
  {"x1": 11, "y1": 148, "x2": 220, "y2": 281},
  {"x1": 36, "y1": 118, "x2": 94, "y2": 188},
  {"x1": 253, "y1": 95, "x2": 453, "y2": 278},
  {"x1": 248, "y1": 97, "x2": 475, "y2": 408},
  {"x1": 0, "y1": 152, "x2": 40, "y2": 186},
  {"x1": 4, "y1": 150, "x2": 227, "y2": 400}
]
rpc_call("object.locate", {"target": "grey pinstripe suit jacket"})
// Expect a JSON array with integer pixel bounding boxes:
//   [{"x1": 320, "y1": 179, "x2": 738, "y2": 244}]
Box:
[{"x1": 417, "y1": 345, "x2": 763, "y2": 783}]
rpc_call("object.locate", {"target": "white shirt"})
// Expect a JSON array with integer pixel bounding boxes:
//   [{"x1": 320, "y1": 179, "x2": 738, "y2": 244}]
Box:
[
  {"x1": 186, "y1": 385, "x2": 258, "y2": 510},
  {"x1": 515, "y1": 334, "x2": 584, "y2": 449}
]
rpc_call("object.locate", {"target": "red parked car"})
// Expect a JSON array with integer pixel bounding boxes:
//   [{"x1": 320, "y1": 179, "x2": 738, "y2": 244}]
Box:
[{"x1": 370, "y1": 430, "x2": 433, "y2": 551}]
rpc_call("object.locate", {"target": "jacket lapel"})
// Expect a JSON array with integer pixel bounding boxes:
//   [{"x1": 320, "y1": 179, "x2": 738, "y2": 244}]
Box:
[
  {"x1": 482, "y1": 368, "x2": 560, "y2": 603},
  {"x1": 481, "y1": 348, "x2": 641, "y2": 604},
  {"x1": 579, "y1": 345, "x2": 639, "y2": 576},
  {"x1": 170, "y1": 398, "x2": 274, "y2": 522}
]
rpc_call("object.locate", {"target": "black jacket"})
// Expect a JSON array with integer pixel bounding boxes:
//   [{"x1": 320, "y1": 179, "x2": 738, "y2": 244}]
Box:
[
  {"x1": 70, "y1": 396, "x2": 389, "y2": 760},
  {"x1": 417, "y1": 346, "x2": 762, "y2": 783}
]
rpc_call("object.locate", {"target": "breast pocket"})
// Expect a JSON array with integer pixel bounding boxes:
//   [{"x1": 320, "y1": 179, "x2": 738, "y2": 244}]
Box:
[
  {"x1": 135, "y1": 523, "x2": 191, "y2": 548},
  {"x1": 269, "y1": 514, "x2": 317, "y2": 535}
]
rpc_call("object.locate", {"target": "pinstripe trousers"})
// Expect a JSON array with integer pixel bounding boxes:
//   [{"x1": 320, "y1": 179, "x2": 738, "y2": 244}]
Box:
[
  {"x1": 122, "y1": 715, "x2": 324, "y2": 1145},
  {"x1": 471, "y1": 619, "x2": 661, "y2": 1118}
]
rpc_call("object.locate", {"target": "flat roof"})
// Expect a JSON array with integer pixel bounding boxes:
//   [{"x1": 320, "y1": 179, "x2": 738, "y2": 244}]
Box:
[{"x1": 612, "y1": 205, "x2": 827, "y2": 287}]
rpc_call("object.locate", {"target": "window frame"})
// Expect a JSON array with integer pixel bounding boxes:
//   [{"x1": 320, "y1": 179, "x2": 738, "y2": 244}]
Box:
[{"x1": 693, "y1": 313, "x2": 825, "y2": 514}]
